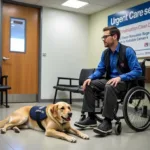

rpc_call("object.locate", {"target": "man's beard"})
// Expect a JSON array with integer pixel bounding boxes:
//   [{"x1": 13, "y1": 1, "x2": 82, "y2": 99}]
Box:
[
  {"x1": 104, "y1": 41, "x2": 114, "y2": 48},
  {"x1": 104, "y1": 42, "x2": 108, "y2": 47}
]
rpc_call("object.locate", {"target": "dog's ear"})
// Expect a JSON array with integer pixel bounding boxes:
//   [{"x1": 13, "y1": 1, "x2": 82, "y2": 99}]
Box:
[
  {"x1": 50, "y1": 104, "x2": 58, "y2": 117},
  {"x1": 68, "y1": 104, "x2": 71, "y2": 110}
]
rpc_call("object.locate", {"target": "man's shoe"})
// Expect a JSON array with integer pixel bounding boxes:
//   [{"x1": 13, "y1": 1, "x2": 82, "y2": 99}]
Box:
[
  {"x1": 74, "y1": 117, "x2": 97, "y2": 128},
  {"x1": 93, "y1": 120, "x2": 112, "y2": 135}
]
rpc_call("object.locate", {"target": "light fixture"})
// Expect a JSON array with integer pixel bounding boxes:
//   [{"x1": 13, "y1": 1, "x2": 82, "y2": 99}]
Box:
[{"x1": 62, "y1": 0, "x2": 89, "y2": 9}]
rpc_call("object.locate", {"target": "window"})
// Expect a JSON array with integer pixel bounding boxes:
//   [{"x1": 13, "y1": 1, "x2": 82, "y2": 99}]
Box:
[{"x1": 10, "y1": 18, "x2": 26, "y2": 53}]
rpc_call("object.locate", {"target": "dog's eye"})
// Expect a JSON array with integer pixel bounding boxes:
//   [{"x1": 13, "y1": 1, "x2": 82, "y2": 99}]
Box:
[
  {"x1": 68, "y1": 107, "x2": 71, "y2": 110},
  {"x1": 61, "y1": 107, "x2": 64, "y2": 110}
]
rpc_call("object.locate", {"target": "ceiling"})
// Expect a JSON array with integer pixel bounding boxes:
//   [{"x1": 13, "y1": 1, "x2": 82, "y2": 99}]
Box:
[{"x1": 11, "y1": 0, "x2": 127, "y2": 15}]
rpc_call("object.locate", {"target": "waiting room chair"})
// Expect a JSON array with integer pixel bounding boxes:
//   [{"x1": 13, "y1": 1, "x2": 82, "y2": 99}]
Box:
[{"x1": 0, "y1": 66, "x2": 11, "y2": 108}]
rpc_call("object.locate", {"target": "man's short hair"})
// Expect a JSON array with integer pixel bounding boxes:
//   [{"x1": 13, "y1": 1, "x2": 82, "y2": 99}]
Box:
[{"x1": 103, "y1": 26, "x2": 120, "y2": 41}]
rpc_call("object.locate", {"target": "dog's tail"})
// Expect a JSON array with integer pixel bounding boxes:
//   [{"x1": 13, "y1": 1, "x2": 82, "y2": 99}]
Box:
[{"x1": 0, "y1": 117, "x2": 9, "y2": 128}]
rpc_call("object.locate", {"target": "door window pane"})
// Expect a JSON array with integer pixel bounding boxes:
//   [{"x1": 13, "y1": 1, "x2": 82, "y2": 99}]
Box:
[{"x1": 10, "y1": 18, "x2": 26, "y2": 53}]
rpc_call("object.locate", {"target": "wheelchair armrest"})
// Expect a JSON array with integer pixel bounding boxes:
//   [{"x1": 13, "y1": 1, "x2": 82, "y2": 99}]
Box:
[
  {"x1": 135, "y1": 76, "x2": 145, "y2": 80},
  {"x1": 125, "y1": 76, "x2": 145, "y2": 81}
]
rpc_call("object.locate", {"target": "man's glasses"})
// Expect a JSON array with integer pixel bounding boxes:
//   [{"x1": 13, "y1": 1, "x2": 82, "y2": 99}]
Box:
[{"x1": 101, "y1": 34, "x2": 113, "y2": 40}]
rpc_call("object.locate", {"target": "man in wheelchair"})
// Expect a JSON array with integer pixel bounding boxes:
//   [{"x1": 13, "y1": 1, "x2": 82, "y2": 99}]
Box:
[{"x1": 74, "y1": 26, "x2": 142, "y2": 136}]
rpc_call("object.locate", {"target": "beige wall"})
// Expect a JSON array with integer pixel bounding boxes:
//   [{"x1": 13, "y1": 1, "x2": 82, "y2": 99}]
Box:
[{"x1": 88, "y1": 0, "x2": 149, "y2": 68}]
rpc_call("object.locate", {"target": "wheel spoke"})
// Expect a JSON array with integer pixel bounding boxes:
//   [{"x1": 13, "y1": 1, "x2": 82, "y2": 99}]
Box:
[{"x1": 124, "y1": 87, "x2": 150, "y2": 131}]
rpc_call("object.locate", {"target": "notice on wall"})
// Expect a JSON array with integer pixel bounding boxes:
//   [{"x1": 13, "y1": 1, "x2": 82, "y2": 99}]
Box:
[{"x1": 108, "y1": 1, "x2": 150, "y2": 58}]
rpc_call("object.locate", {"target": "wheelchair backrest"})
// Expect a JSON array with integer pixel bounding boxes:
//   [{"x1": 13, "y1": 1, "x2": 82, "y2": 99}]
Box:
[
  {"x1": 0, "y1": 66, "x2": 2, "y2": 84},
  {"x1": 126, "y1": 60, "x2": 146, "y2": 99},
  {"x1": 138, "y1": 61, "x2": 146, "y2": 88},
  {"x1": 140, "y1": 61, "x2": 145, "y2": 76}
]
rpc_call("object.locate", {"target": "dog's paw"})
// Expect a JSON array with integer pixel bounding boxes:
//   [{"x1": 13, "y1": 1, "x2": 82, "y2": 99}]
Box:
[
  {"x1": 80, "y1": 133, "x2": 89, "y2": 140},
  {"x1": 1, "y1": 128, "x2": 6, "y2": 134},
  {"x1": 67, "y1": 136, "x2": 77, "y2": 143},
  {"x1": 13, "y1": 127, "x2": 20, "y2": 133}
]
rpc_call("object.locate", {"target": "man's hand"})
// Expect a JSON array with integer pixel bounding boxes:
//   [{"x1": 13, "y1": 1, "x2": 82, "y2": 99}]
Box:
[
  {"x1": 106, "y1": 77, "x2": 121, "y2": 87},
  {"x1": 82, "y1": 79, "x2": 91, "y2": 91}
]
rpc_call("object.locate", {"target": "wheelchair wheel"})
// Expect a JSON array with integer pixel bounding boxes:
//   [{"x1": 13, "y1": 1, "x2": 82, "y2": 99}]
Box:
[
  {"x1": 123, "y1": 86, "x2": 150, "y2": 132},
  {"x1": 115, "y1": 122, "x2": 122, "y2": 135}
]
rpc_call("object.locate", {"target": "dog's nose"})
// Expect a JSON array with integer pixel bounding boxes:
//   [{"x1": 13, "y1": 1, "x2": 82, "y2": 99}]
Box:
[{"x1": 68, "y1": 112, "x2": 72, "y2": 117}]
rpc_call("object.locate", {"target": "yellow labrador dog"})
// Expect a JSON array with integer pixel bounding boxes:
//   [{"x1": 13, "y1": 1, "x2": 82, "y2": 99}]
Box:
[{"x1": 0, "y1": 102, "x2": 89, "y2": 143}]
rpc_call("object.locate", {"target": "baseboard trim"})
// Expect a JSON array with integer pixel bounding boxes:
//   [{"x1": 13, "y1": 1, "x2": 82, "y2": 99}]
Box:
[{"x1": 7, "y1": 94, "x2": 37, "y2": 103}]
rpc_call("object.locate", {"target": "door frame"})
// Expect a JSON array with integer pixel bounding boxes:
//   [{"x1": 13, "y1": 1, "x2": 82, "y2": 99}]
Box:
[{"x1": 0, "y1": 0, "x2": 43, "y2": 102}]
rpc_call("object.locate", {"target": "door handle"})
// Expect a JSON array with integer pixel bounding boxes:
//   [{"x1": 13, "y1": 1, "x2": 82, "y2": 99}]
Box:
[{"x1": 3, "y1": 56, "x2": 10, "y2": 61}]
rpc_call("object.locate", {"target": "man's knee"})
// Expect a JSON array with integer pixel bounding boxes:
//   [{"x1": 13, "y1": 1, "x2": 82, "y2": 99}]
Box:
[
  {"x1": 105, "y1": 84, "x2": 113, "y2": 90},
  {"x1": 84, "y1": 84, "x2": 92, "y2": 92},
  {"x1": 91, "y1": 79, "x2": 99, "y2": 85},
  {"x1": 84, "y1": 81, "x2": 96, "y2": 93}
]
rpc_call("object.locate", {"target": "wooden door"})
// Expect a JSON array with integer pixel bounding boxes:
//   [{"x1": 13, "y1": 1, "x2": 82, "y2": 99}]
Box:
[{"x1": 2, "y1": 3, "x2": 40, "y2": 102}]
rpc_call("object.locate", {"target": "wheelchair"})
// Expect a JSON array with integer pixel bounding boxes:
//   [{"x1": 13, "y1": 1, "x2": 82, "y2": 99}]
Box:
[{"x1": 79, "y1": 58, "x2": 150, "y2": 135}]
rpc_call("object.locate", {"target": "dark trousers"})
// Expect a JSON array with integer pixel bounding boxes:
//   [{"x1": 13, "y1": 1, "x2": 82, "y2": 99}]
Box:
[{"x1": 82, "y1": 79, "x2": 127, "y2": 120}]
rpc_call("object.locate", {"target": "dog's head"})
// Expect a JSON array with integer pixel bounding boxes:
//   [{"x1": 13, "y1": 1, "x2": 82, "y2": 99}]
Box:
[{"x1": 50, "y1": 102, "x2": 72, "y2": 124}]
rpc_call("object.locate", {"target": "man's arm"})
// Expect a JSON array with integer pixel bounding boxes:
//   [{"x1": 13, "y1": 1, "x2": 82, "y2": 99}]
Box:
[
  {"x1": 119, "y1": 47, "x2": 142, "y2": 81},
  {"x1": 88, "y1": 52, "x2": 106, "y2": 80}
]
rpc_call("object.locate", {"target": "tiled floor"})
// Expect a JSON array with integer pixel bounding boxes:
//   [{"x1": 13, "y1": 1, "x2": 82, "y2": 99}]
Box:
[{"x1": 0, "y1": 102, "x2": 150, "y2": 150}]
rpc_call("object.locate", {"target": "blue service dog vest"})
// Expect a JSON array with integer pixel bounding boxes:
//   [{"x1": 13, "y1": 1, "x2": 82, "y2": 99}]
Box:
[{"x1": 30, "y1": 106, "x2": 47, "y2": 131}]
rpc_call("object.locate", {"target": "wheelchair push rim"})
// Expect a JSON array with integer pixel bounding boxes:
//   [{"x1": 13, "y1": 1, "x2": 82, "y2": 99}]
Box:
[{"x1": 123, "y1": 86, "x2": 150, "y2": 132}]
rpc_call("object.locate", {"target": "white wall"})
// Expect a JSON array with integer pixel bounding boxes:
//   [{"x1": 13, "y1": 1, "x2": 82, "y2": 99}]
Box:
[
  {"x1": 41, "y1": 8, "x2": 89, "y2": 100},
  {"x1": 88, "y1": 0, "x2": 149, "y2": 67}
]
